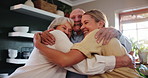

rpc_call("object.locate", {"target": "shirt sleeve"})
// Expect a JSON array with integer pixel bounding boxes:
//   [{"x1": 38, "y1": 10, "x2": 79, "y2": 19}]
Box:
[
  {"x1": 119, "y1": 35, "x2": 132, "y2": 53},
  {"x1": 71, "y1": 29, "x2": 103, "y2": 58},
  {"x1": 65, "y1": 55, "x2": 115, "y2": 75}
]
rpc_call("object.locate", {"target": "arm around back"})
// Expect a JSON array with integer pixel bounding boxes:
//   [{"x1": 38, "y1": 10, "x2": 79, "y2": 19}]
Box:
[{"x1": 34, "y1": 30, "x2": 86, "y2": 67}]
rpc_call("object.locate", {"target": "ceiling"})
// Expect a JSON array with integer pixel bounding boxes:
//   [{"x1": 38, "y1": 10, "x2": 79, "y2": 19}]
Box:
[{"x1": 58, "y1": 0, "x2": 96, "y2": 6}]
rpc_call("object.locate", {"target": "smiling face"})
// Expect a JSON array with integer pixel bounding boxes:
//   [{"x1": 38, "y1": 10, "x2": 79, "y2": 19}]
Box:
[
  {"x1": 81, "y1": 15, "x2": 104, "y2": 36},
  {"x1": 80, "y1": 10, "x2": 108, "y2": 36},
  {"x1": 70, "y1": 9, "x2": 85, "y2": 33},
  {"x1": 48, "y1": 17, "x2": 74, "y2": 38},
  {"x1": 56, "y1": 21, "x2": 72, "y2": 38}
]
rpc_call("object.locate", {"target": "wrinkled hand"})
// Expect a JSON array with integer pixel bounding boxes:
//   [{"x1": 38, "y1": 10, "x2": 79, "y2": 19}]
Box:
[
  {"x1": 95, "y1": 27, "x2": 120, "y2": 45},
  {"x1": 40, "y1": 29, "x2": 55, "y2": 45},
  {"x1": 115, "y1": 54, "x2": 135, "y2": 69},
  {"x1": 127, "y1": 54, "x2": 136, "y2": 69}
]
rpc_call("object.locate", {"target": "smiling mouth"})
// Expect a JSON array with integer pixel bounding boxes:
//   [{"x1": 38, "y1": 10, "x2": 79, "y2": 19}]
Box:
[
  {"x1": 74, "y1": 24, "x2": 82, "y2": 26},
  {"x1": 82, "y1": 29, "x2": 89, "y2": 34},
  {"x1": 83, "y1": 31, "x2": 88, "y2": 34}
]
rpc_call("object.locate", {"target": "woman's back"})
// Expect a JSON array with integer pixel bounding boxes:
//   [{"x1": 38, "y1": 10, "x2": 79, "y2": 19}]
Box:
[{"x1": 9, "y1": 30, "x2": 73, "y2": 78}]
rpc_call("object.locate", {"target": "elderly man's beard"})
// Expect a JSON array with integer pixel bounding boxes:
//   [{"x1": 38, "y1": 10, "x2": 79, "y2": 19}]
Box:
[
  {"x1": 74, "y1": 21, "x2": 82, "y2": 26},
  {"x1": 74, "y1": 24, "x2": 82, "y2": 27},
  {"x1": 73, "y1": 23, "x2": 82, "y2": 32}
]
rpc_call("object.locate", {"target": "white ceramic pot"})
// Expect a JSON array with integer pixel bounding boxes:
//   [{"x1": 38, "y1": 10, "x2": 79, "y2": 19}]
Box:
[
  {"x1": 8, "y1": 49, "x2": 18, "y2": 59},
  {"x1": 24, "y1": 0, "x2": 34, "y2": 7},
  {"x1": 56, "y1": 10, "x2": 64, "y2": 16},
  {"x1": 138, "y1": 52, "x2": 148, "y2": 64},
  {"x1": 13, "y1": 26, "x2": 29, "y2": 33}
]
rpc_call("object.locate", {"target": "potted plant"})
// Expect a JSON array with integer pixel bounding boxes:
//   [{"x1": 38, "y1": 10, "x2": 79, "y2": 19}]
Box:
[
  {"x1": 130, "y1": 39, "x2": 148, "y2": 77},
  {"x1": 130, "y1": 39, "x2": 148, "y2": 64}
]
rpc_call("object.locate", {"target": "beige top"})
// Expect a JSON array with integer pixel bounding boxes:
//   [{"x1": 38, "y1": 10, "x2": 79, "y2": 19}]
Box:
[
  {"x1": 72, "y1": 29, "x2": 142, "y2": 78},
  {"x1": 9, "y1": 30, "x2": 115, "y2": 78}
]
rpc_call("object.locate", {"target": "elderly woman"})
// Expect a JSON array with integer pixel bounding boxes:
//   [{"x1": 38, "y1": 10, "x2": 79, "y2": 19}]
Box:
[{"x1": 9, "y1": 17, "x2": 75, "y2": 78}]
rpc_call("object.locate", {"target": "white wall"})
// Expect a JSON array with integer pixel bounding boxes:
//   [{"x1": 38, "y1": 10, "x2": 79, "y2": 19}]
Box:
[{"x1": 73, "y1": 0, "x2": 148, "y2": 28}]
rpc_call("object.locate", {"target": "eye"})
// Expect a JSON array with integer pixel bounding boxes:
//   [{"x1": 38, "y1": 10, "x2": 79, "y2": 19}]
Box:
[
  {"x1": 84, "y1": 21, "x2": 88, "y2": 24},
  {"x1": 71, "y1": 17, "x2": 75, "y2": 20},
  {"x1": 78, "y1": 15, "x2": 82, "y2": 19},
  {"x1": 62, "y1": 27, "x2": 66, "y2": 30}
]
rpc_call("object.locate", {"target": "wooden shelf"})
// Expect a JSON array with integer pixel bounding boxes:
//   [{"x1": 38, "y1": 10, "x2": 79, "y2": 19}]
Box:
[
  {"x1": 8, "y1": 32, "x2": 34, "y2": 38},
  {"x1": 10, "y1": 4, "x2": 62, "y2": 20}
]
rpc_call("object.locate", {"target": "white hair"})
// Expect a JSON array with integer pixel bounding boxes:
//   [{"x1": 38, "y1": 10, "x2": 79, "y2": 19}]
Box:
[{"x1": 48, "y1": 17, "x2": 74, "y2": 29}]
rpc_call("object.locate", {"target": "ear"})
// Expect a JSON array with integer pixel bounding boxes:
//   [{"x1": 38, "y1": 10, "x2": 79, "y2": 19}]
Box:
[{"x1": 97, "y1": 20, "x2": 105, "y2": 28}]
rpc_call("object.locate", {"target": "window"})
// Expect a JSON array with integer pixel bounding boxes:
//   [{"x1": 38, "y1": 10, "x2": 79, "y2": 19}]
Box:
[{"x1": 119, "y1": 8, "x2": 148, "y2": 47}]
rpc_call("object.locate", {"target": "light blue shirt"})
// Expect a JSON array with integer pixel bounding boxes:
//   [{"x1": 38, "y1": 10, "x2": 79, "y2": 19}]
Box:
[
  {"x1": 70, "y1": 31, "x2": 84, "y2": 43},
  {"x1": 119, "y1": 35, "x2": 132, "y2": 53}
]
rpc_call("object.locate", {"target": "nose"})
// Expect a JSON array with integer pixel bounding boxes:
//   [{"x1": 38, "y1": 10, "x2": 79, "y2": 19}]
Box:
[
  {"x1": 80, "y1": 24, "x2": 85, "y2": 30},
  {"x1": 64, "y1": 29, "x2": 69, "y2": 35},
  {"x1": 74, "y1": 17, "x2": 80, "y2": 22}
]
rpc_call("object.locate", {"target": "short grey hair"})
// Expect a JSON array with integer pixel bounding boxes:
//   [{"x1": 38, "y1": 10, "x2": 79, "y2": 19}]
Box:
[{"x1": 48, "y1": 17, "x2": 74, "y2": 29}]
